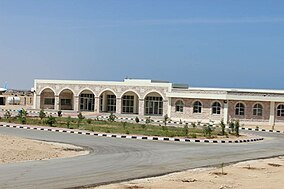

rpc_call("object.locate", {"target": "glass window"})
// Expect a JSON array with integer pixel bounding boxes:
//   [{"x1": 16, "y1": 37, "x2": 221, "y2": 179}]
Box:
[
  {"x1": 235, "y1": 103, "x2": 245, "y2": 116},
  {"x1": 61, "y1": 99, "x2": 72, "y2": 105},
  {"x1": 122, "y1": 95, "x2": 134, "y2": 114},
  {"x1": 175, "y1": 100, "x2": 184, "y2": 112},
  {"x1": 44, "y1": 98, "x2": 55, "y2": 105},
  {"x1": 212, "y1": 102, "x2": 221, "y2": 114},
  {"x1": 193, "y1": 101, "x2": 202, "y2": 113},
  {"x1": 253, "y1": 103, "x2": 263, "y2": 116},
  {"x1": 277, "y1": 105, "x2": 284, "y2": 117},
  {"x1": 145, "y1": 96, "x2": 163, "y2": 115},
  {"x1": 107, "y1": 95, "x2": 116, "y2": 112}
]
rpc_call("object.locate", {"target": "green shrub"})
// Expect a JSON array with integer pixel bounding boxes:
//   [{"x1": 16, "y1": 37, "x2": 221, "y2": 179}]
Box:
[
  {"x1": 145, "y1": 116, "x2": 152, "y2": 125},
  {"x1": 57, "y1": 110, "x2": 62, "y2": 117},
  {"x1": 46, "y1": 116, "x2": 56, "y2": 127},
  {"x1": 108, "y1": 113, "x2": 117, "y2": 122},
  {"x1": 86, "y1": 118, "x2": 92, "y2": 124},
  {"x1": 66, "y1": 116, "x2": 71, "y2": 128},
  {"x1": 39, "y1": 109, "x2": 46, "y2": 120},
  {"x1": 183, "y1": 125, "x2": 189, "y2": 136},
  {"x1": 220, "y1": 119, "x2": 226, "y2": 135},
  {"x1": 135, "y1": 116, "x2": 139, "y2": 123}
]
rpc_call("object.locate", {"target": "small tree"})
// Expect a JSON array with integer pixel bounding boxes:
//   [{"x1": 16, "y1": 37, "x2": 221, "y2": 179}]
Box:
[
  {"x1": 39, "y1": 109, "x2": 46, "y2": 120},
  {"x1": 220, "y1": 119, "x2": 226, "y2": 136},
  {"x1": 183, "y1": 125, "x2": 189, "y2": 136},
  {"x1": 86, "y1": 118, "x2": 92, "y2": 124},
  {"x1": 122, "y1": 121, "x2": 127, "y2": 129},
  {"x1": 191, "y1": 122, "x2": 196, "y2": 128},
  {"x1": 46, "y1": 115, "x2": 56, "y2": 127},
  {"x1": 203, "y1": 124, "x2": 213, "y2": 138},
  {"x1": 145, "y1": 116, "x2": 153, "y2": 125},
  {"x1": 66, "y1": 116, "x2": 71, "y2": 128},
  {"x1": 163, "y1": 114, "x2": 170, "y2": 126},
  {"x1": 108, "y1": 113, "x2": 116, "y2": 122},
  {"x1": 4, "y1": 110, "x2": 11, "y2": 119},
  {"x1": 57, "y1": 110, "x2": 62, "y2": 117},
  {"x1": 18, "y1": 108, "x2": 28, "y2": 124},
  {"x1": 229, "y1": 120, "x2": 235, "y2": 133},
  {"x1": 135, "y1": 116, "x2": 140, "y2": 123},
  {"x1": 77, "y1": 112, "x2": 85, "y2": 128},
  {"x1": 235, "y1": 119, "x2": 240, "y2": 136}
]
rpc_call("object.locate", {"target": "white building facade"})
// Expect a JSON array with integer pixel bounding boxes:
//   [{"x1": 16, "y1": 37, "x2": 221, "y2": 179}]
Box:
[{"x1": 33, "y1": 79, "x2": 284, "y2": 126}]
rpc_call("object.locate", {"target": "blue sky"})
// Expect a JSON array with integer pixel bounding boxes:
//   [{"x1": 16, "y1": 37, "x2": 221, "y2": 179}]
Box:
[{"x1": 1, "y1": 0, "x2": 284, "y2": 90}]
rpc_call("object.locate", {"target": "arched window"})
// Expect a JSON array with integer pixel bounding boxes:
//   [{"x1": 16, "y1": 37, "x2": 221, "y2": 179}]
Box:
[
  {"x1": 277, "y1": 104, "x2": 284, "y2": 117},
  {"x1": 212, "y1": 102, "x2": 221, "y2": 114},
  {"x1": 235, "y1": 103, "x2": 245, "y2": 116},
  {"x1": 175, "y1": 100, "x2": 184, "y2": 112},
  {"x1": 253, "y1": 103, "x2": 263, "y2": 116},
  {"x1": 193, "y1": 101, "x2": 202, "y2": 113}
]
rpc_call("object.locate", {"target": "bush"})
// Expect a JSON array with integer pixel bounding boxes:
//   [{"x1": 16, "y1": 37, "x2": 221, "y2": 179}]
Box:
[
  {"x1": 145, "y1": 116, "x2": 152, "y2": 125},
  {"x1": 122, "y1": 121, "x2": 127, "y2": 129},
  {"x1": 191, "y1": 122, "x2": 196, "y2": 128},
  {"x1": 66, "y1": 116, "x2": 71, "y2": 128},
  {"x1": 46, "y1": 116, "x2": 56, "y2": 127},
  {"x1": 125, "y1": 130, "x2": 130, "y2": 134},
  {"x1": 135, "y1": 116, "x2": 140, "y2": 123},
  {"x1": 77, "y1": 112, "x2": 85, "y2": 128},
  {"x1": 86, "y1": 118, "x2": 92, "y2": 124},
  {"x1": 141, "y1": 124, "x2": 146, "y2": 130},
  {"x1": 229, "y1": 120, "x2": 235, "y2": 133},
  {"x1": 203, "y1": 124, "x2": 213, "y2": 138},
  {"x1": 235, "y1": 120, "x2": 240, "y2": 136},
  {"x1": 4, "y1": 110, "x2": 11, "y2": 120},
  {"x1": 57, "y1": 110, "x2": 62, "y2": 117},
  {"x1": 163, "y1": 114, "x2": 170, "y2": 126},
  {"x1": 190, "y1": 133, "x2": 197, "y2": 138},
  {"x1": 39, "y1": 109, "x2": 46, "y2": 120},
  {"x1": 183, "y1": 125, "x2": 189, "y2": 136},
  {"x1": 18, "y1": 109, "x2": 28, "y2": 124},
  {"x1": 108, "y1": 113, "x2": 117, "y2": 122},
  {"x1": 220, "y1": 119, "x2": 226, "y2": 135}
]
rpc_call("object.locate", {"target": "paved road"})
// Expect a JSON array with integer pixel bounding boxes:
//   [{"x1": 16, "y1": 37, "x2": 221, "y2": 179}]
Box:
[{"x1": 0, "y1": 127, "x2": 283, "y2": 189}]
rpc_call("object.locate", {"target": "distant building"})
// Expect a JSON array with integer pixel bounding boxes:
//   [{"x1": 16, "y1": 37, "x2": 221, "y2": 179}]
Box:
[
  {"x1": 0, "y1": 90, "x2": 33, "y2": 108},
  {"x1": 33, "y1": 79, "x2": 284, "y2": 126}
]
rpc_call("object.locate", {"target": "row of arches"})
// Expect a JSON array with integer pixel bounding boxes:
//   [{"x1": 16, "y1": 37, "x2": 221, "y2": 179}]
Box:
[
  {"x1": 174, "y1": 100, "x2": 284, "y2": 117},
  {"x1": 175, "y1": 100, "x2": 222, "y2": 114},
  {"x1": 40, "y1": 88, "x2": 164, "y2": 115}
]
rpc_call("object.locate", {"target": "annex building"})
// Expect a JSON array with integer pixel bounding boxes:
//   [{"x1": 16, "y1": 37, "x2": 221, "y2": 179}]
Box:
[{"x1": 33, "y1": 79, "x2": 284, "y2": 126}]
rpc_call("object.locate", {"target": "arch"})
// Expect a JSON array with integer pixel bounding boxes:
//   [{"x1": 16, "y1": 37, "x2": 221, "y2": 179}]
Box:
[
  {"x1": 77, "y1": 88, "x2": 96, "y2": 97},
  {"x1": 98, "y1": 88, "x2": 117, "y2": 98},
  {"x1": 121, "y1": 91, "x2": 139, "y2": 114},
  {"x1": 235, "y1": 102, "x2": 245, "y2": 116},
  {"x1": 252, "y1": 103, "x2": 263, "y2": 116},
  {"x1": 78, "y1": 89, "x2": 95, "y2": 112},
  {"x1": 120, "y1": 90, "x2": 141, "y2": 99},
  {"x1": 99, "y1": 89, "x2": 117, "y2": 113},
  {"x1": 175, "y1": 100, "x2": 184, "y2": 112},
  {"x1": 57, "y1": 87, "x2": 76, "y2": 97},
  {"x1": 39, "y1": 87, "x2": 56, "y2": 95},
  {"x1": 40, "y1": 88, "x2": 55, "y2": 109},
  {"x1": 144, "y1": 92, "x2": 163, "y2": 116},
  {"x1": 193, "y1": 101, "x2": 202, "y2": 113},
  {"x1": 211, "y1": 101, "x2": 221, "y2": 115},
  {"x1": 277, "y1": 104, "x2": 284, "y2": 117},
  {"x1": 143, "y1": 90, "x2": 165, "y2": 100},
  {"x1": 59, "y1": 89, "x2": 74, "y2": 110}
]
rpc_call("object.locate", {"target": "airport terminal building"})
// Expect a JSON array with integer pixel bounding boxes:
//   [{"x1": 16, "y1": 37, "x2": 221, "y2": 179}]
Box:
[{"x1": 33, "y1": 79, "x2": 284, "y2": 126}]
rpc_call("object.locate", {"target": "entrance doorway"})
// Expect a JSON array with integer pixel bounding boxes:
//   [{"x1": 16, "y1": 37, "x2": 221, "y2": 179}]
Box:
[{"x1": 80, "y1": 94, "x2": 94, "y2": 111}]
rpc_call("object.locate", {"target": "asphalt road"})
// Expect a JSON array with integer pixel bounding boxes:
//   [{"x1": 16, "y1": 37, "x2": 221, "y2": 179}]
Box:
[{"x1": 0, "y1": 127, "x2": 283, "y2": 189}]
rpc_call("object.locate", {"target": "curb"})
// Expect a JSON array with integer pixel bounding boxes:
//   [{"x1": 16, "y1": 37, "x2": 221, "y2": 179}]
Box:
[{"x1": 0, "y1": 123, "x2": 264, "y2": 144}]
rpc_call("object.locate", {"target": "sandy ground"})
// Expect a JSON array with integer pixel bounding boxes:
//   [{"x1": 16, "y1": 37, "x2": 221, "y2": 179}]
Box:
[
  {"x1": 246, "y1": 124, "x2": 284, "y2": 132},
  {"x1": 95, "y1": 156, "x2": 284, "y2": 189},
  {"x1": 0, "y1": 134, "x2": 88, "y2": 164}
]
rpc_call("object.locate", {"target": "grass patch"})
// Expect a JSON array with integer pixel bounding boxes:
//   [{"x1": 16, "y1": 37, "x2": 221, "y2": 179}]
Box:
[{"x1": 0, "y1": 116, "x2": 233, "y2": 138}]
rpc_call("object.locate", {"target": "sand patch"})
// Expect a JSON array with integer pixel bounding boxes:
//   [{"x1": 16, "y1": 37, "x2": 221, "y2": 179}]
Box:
[
  {"x1": 94, "y1": 156, "x2": 284, "y2": 189},
  {"x1": 0, "y1": 134, "x2": 89, "y2": 164}
]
